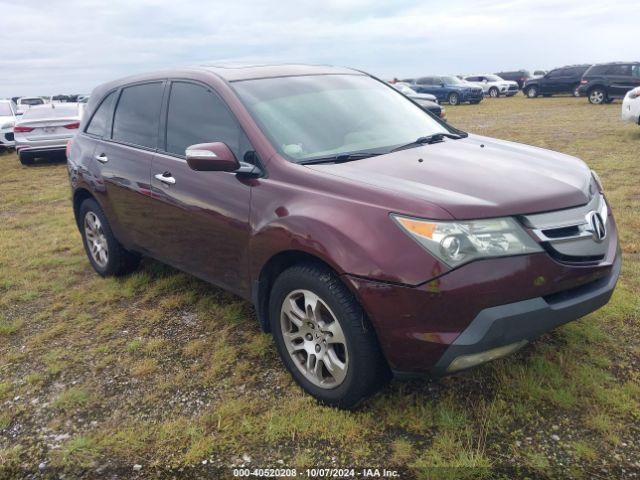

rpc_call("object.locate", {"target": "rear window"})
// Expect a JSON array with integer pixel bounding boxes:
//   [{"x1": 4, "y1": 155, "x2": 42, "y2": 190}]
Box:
[
  {"x1": 21, "y1": 98, "x2": 44, "y2": 106},
  {"x1": 22, "y1": 105, "x2": 78, "y2": 120},
  {"x1": 86, "y1": 92, "x2": 116, "y2": 137},
  {"x1": 112, "y1": 82, "x2": 163, "y2": 149}
]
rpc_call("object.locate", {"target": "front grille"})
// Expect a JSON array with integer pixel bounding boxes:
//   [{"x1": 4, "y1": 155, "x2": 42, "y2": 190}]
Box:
[
  {"x1": 520, "y1": 194, "x2": 609, "y2": 264},
  {"x1": 508, "y1": 85, "x2": 518, "y2": 91}
]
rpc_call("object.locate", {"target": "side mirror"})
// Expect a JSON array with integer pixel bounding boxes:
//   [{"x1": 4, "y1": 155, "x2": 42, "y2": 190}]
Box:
[{"x1": 185, "y1": 142, "x2": 240, "y2": 172}]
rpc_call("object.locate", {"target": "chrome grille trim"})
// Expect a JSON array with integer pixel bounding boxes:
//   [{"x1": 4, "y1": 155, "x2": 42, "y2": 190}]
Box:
[{"x1": 520, "y1": 194, "x2": 609, "y2": 263}]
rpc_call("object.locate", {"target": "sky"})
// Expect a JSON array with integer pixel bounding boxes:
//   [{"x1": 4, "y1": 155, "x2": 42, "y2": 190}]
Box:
[{"x1": 1, "y1": 0, "x2": 638, "y2": 97}]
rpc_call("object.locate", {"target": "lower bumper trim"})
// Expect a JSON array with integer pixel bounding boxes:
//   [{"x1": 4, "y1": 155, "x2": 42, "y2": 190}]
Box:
[{"x1": 429, "y1": 254, "x2": 621, "y2": 376}]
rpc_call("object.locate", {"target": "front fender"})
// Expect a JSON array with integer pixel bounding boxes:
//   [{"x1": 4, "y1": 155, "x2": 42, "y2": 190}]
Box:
[{"x1": 248, "y1": 186, "x2": 449, "y2": 287}]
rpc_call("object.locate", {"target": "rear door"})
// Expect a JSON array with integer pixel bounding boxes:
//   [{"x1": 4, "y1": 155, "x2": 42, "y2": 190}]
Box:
[
  {"x1": 96, "y1": 81, "x2": 165, "y2": 251},
  {"x1": 148, "y1": 80, "x2": 253, "y2": 295}
]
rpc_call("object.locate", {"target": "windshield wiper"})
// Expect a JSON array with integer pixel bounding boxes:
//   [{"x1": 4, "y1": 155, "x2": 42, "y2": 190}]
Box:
[
  {"x1": 391, "y1": 132, "x2": 466, "y2": 153},
  {"x1": 299, "y1": 152, "x2": 384, "y2": 165}
]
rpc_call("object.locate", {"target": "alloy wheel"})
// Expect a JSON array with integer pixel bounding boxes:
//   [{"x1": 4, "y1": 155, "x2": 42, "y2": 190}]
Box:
[
  {"x1": 280, "y1": 289, "x2": 348, "y2": 389},
  {"x1": 527, "y1": 87, "x2": 537, "y2": 98},
  {"x1": 589, "y1": 90, "x2": 605, "y2": 104},
  {"x1": 84, "y1": 211, "x2": 109, "y2": 268}
]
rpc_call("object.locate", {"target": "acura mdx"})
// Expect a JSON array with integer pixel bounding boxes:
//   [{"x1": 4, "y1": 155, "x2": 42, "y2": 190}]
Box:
[{"x1": 67, "y1": 65, "x2": 620, "y2": 408}]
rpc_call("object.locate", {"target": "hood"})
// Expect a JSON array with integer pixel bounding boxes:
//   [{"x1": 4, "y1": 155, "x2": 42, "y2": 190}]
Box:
[{"x1": 306, "y1": 134, "x2": 592, "y2": 219}]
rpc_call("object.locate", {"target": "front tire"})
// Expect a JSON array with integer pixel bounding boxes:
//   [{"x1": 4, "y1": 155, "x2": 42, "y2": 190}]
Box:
[
  {"x1": 79, "y1": 198, "x2": 140, "y2": 277},
  {"x1": 269, "y1": 263, "x2": 390, "y2": 409},
  {"x1": 488, "y1": 87, "x2": 499, "y2": 98},
  {"x1": 525, "y1": 86, "x2": 538, "y2": 98},
  {"x1": 447, "y1": 92, "x2": 460, "y2": 106},
  {"x1": 588, "y1": 88, "x2": 607, "y2": 105}
]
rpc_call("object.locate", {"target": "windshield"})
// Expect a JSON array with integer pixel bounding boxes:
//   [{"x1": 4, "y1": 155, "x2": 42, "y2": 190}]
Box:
[
  {"x1": 233, "y1": 74, "x2": 450, "y2": 162},
  {"x1": 0, "y1": 103, "x2": 13, "y2": 116}
]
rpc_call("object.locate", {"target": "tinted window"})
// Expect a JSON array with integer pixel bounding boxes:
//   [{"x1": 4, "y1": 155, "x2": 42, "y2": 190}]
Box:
[
  {"x1": 165, "y1": 82, "x2": 245, "y2": 158},
  {"x1": 86, "y1": 92, "x2": 116, "y2": 137},
  {"x1": 416, "y1": 77, "x2": 433, "y2": 85},
  {"x1": 632, "y1": 65, "x2": 640, "y2": 78},
  {"x1": 112, "y1": 83, "x2": 163, "y2": 148},
  {"x1": 606, "y1": 65, "x2": 631, "y2": 76},
  {"x1": 21, "y1": 98, "x2": 44, "y2": 106},
  {"x1": 547, "y1": 69, "x2": 564, "y2": 78}
]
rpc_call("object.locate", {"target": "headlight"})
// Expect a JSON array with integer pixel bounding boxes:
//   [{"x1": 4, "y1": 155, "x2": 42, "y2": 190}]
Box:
[
  {"x1": 392, "y1": 215, "x2": 542, "y2": 268},
  {"x1": 591, "y1": 170, "x2": 604, "y2": 192}
]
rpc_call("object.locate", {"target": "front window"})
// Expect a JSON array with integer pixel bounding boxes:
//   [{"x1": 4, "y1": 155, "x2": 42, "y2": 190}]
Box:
[{"x1": 233, "y1": 74, "x2": 451, "y2": 162}]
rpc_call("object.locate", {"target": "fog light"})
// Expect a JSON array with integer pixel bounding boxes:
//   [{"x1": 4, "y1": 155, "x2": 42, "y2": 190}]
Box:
[{"x1": 446, "y1": 340, "x2": 528, "y2": 373}]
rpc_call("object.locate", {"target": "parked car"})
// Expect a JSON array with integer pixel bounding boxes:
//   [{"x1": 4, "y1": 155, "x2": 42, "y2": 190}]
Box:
[
  {"x1": 494, "y1": 70, "x2": 531, "y2": 89},
  {"x1": 523, "y1": 65, "x2": 591, "y2": 98},
  {"x1": 391, "y1": 83, "x2": 446, "y2": 119},
  {"x1": 408, "y1": 76, "x2": 484, "y2": 105},
  {"x1": 0, "y1": 99, "x2": 17, "y2": 151},
  {"x1": 14, "y1": 103, "x2": 82, "y2": 164},
  {"x1": 621, "y1": 87, "x2": 640, "y2": 125},
  {"x1": 577, "y1": 62, "x2": 640, "y2": 105},
  {"x1": 463, "y1": 74, "x2": 518, "y2": 98},
  {"x1": 67, "y1": 65, "x2": 619, "y2": 408},
  {"x1": 16, "y1": 96, "x2": 45, "y2": 115}
]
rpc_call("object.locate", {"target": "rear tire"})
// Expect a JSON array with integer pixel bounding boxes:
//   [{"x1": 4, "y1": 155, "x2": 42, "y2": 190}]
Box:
[
  {"x1": 79, "y1": 198, "x2": 140, "y2": 277},
  {"x1": 588, "y1": 87, "x2": 607, "y2": 105},
  {"x1": 269, "y1": 262, "x2": 390, "y2": 409},
  {"x1": 447, "y1": 92, "x2": 460, "y2": 106},
  {"x1": 19, "y1": 152, "x2": 34, "y2": 165}
]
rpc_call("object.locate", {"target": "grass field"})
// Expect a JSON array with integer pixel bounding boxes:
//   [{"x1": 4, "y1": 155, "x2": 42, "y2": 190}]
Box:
[{"x1": 1, "y1": 95, "x2": 639, "y2": 479}]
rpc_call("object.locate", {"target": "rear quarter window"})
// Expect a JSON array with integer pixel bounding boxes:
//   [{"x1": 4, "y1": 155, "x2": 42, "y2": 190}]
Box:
[
  {"x1": 112, "y1": 82, "x2": 164, "y2": 149},
  {"x1": 86, "y1": 92, "x2": 116, "y2": 137}
]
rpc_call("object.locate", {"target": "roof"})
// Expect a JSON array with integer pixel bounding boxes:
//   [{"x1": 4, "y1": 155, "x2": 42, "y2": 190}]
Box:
[{"x1": 199, "y1": 63, "x2": 361, "y2": 81}]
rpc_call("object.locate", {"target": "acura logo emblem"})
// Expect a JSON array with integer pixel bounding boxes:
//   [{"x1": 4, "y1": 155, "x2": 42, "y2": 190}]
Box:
[{"x1": 585, "y1": 211, "x2": 606, "y2": 242}]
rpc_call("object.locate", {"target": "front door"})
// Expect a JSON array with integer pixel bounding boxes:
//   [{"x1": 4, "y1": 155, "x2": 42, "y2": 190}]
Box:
[{"x1": 148, "y1": 81, "x2": 254, "y2": 296}]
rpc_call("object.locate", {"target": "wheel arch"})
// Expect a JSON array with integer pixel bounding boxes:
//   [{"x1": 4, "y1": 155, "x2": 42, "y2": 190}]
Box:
[
  {"x1": 72, "y1": 187, "x2": 97, "y2": 229},
  {"x1": 253, "y1": 249, "x2": 347, "y2": 333}
]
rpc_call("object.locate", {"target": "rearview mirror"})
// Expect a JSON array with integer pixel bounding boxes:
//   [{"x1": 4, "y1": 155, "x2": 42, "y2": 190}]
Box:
[{"x1": 185, "y1": 142, "x2": 240, "y2": 172}]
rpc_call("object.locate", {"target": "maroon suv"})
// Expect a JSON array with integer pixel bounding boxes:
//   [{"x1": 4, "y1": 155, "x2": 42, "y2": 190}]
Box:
[{"x1": 67, "y1": 65, "x2": 620, "y2": 408}]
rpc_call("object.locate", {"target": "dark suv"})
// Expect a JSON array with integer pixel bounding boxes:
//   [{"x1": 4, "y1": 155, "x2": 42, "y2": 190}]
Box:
[
  {"x1": 523, "y1": 65, "x2": 591, "y2": 98},
  {"x1": 577, "y1": 62, "x2": 640, "y2": 104},
  {"x1": 67, "y1": 65, "x2": 620, "y2": 408},
  {"x1": 494, "y1": 70, "x2": 531, "y2": 89}
]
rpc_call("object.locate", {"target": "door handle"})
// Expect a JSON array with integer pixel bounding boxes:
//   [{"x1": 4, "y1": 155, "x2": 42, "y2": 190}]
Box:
[
  {"x1": 154, "y1": 172, "x2": 176, "y2": 185},
  {"x1": 95, "y1": 153, "x2": 108, "y2": 163}
]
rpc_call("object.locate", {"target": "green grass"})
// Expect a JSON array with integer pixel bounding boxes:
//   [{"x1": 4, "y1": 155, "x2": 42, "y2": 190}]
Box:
[{"x1": 0, "y1": 95, "x2": 638, "y2": 477}]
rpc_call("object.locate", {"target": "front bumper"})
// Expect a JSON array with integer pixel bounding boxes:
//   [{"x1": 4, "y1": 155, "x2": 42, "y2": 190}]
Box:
[{"x1": 345, "y1": 217, "x2": 620, "y2": 376}]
